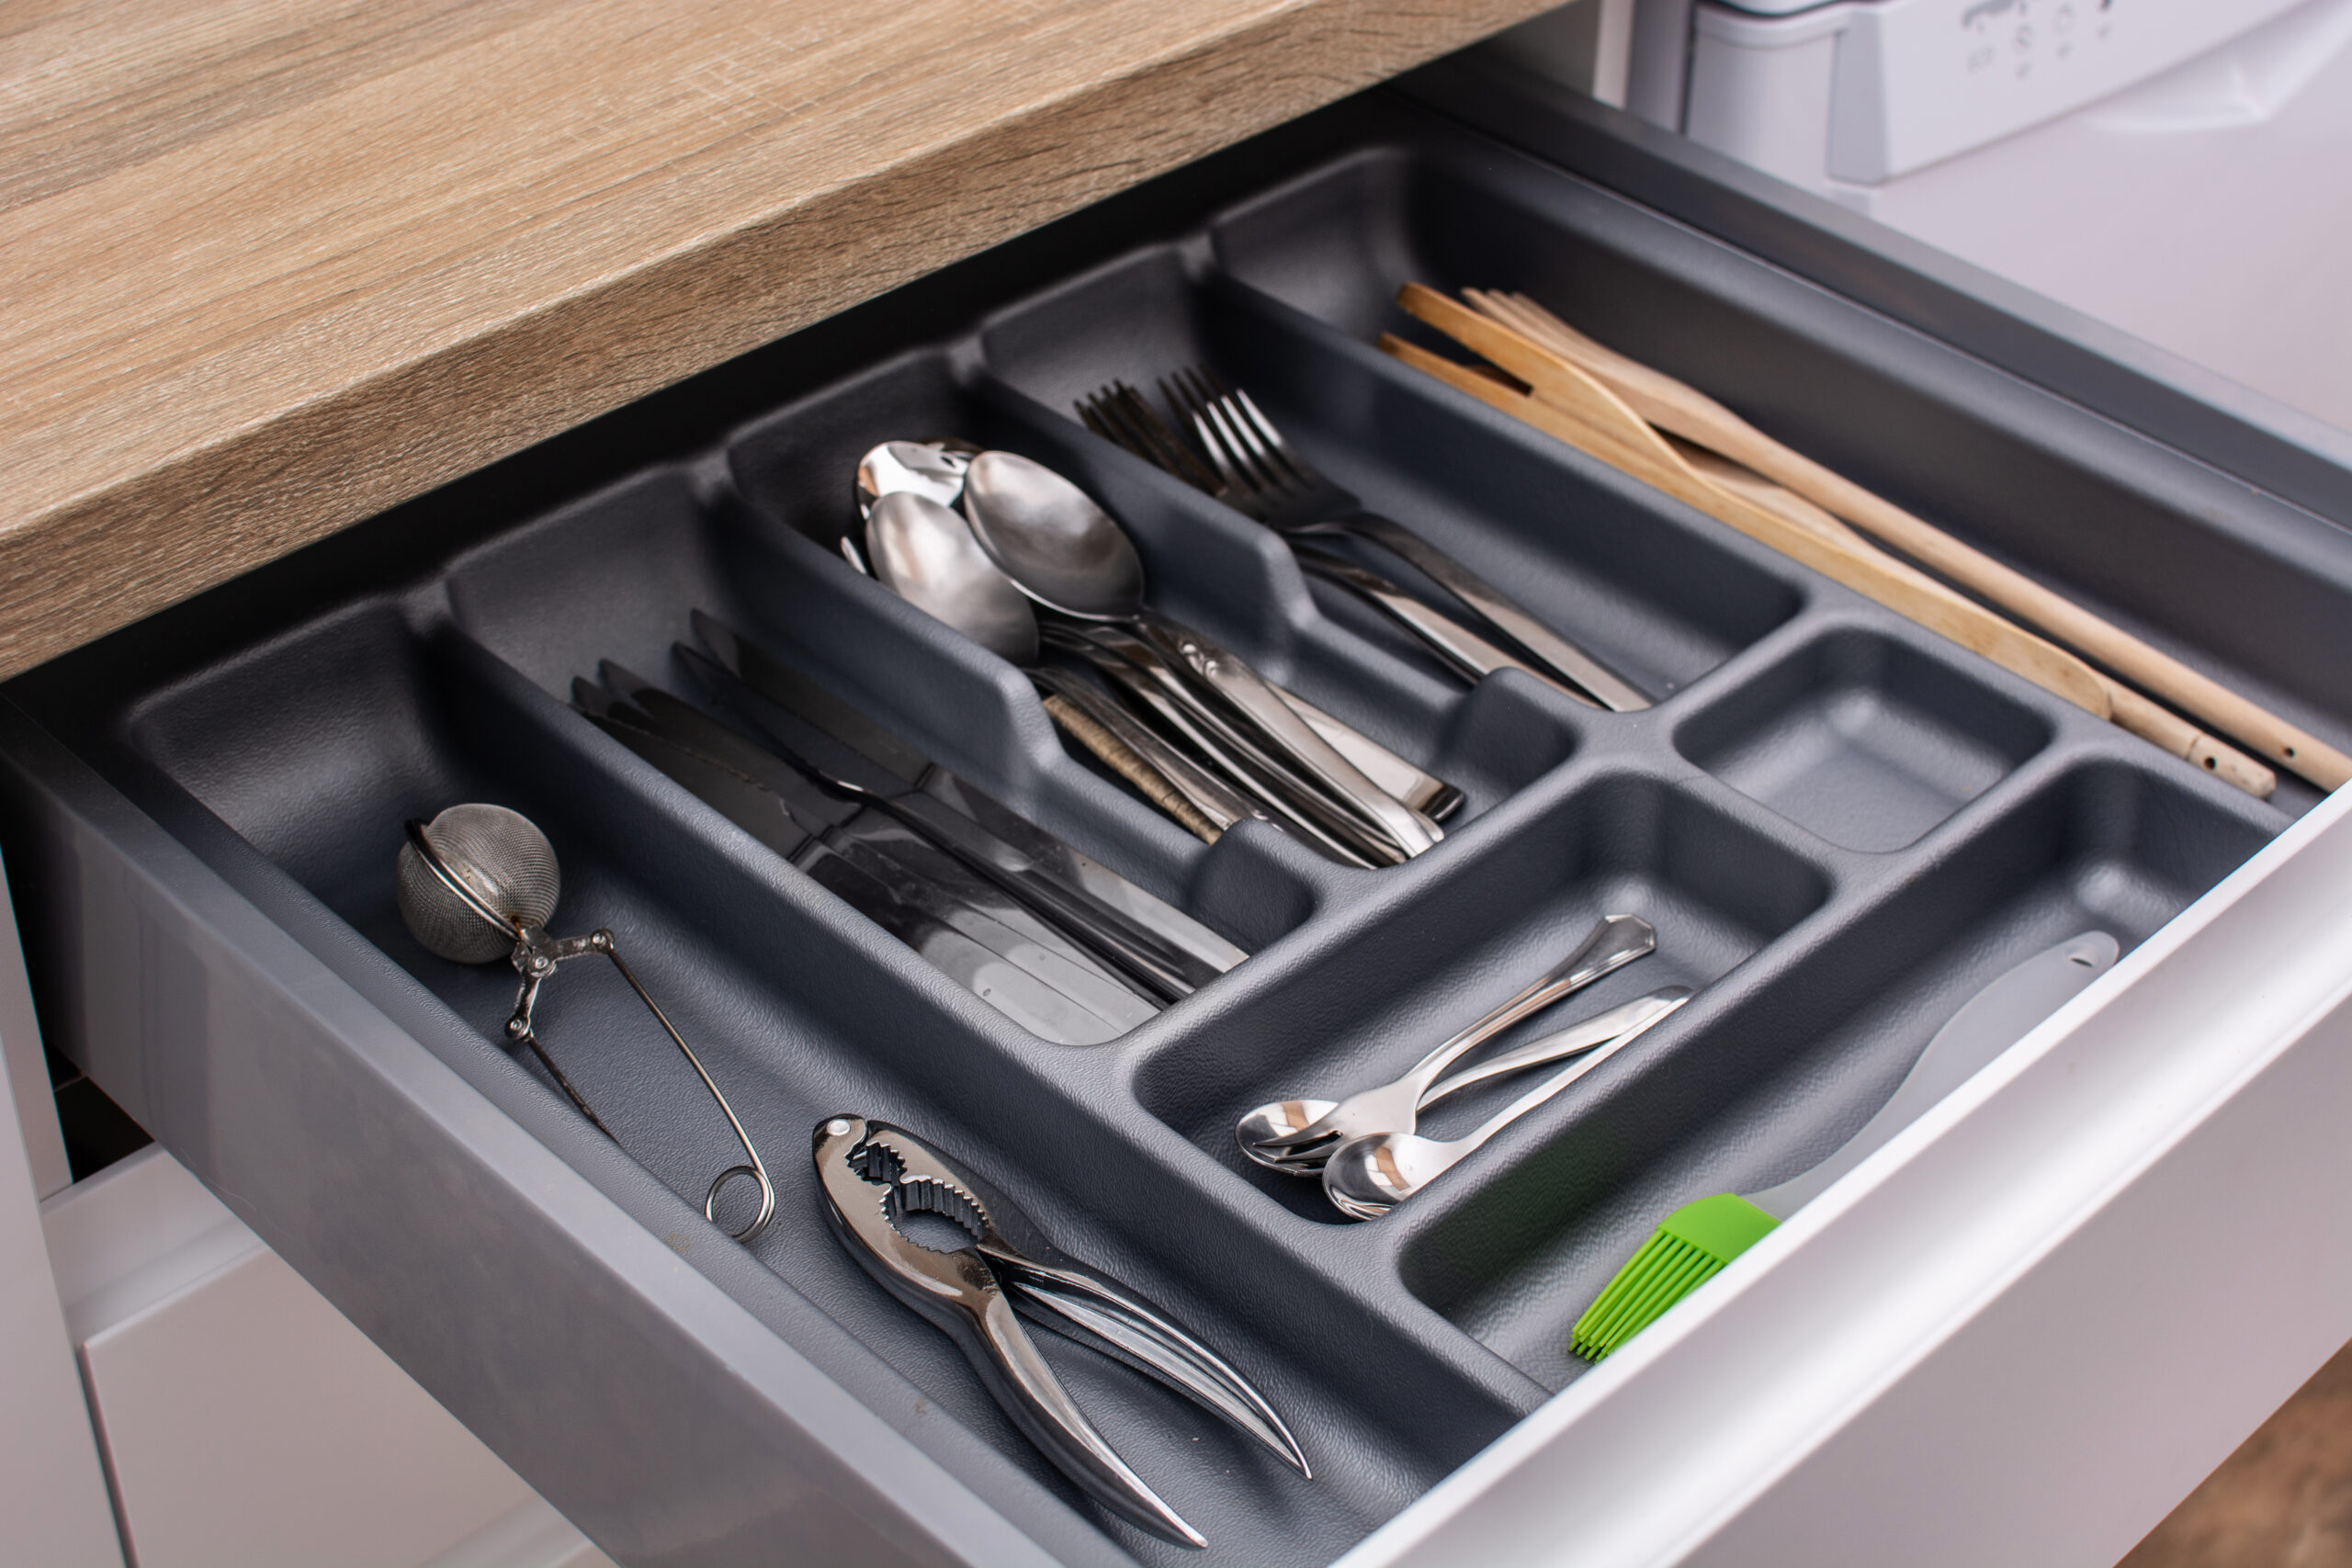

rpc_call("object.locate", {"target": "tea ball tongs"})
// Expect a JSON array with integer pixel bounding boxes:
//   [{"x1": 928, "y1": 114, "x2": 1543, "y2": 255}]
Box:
[{"x1": 401, "y1": 810, "x2": 775, "y2": 1242}]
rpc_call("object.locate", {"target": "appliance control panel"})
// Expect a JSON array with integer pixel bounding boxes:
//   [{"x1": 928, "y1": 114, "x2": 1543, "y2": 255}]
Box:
[
  {"x1": 1832, "y1": 0, "x2": 2312, "y2": 177},
  {"x1": 1691, "y1": 0, "x2": 2313, "y2": 183}
]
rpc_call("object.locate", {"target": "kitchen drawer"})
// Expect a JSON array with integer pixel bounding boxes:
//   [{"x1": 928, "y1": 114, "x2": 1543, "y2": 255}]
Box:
[{"x1": 4, "y1": 82, "x2": 2348, "y2": 1568}]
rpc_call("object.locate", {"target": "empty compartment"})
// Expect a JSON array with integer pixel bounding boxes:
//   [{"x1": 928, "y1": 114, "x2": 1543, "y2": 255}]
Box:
[
  {"x1": 981, "y1": 245, "x2": 1805, "y2": 707},
  {"x1": 1676, "y1": 627, "x2": 2051, "y2": 852},
  {"x1": 1132, "y1": 772, "x2": 1831, "y2": 1223},
  {"x1": 1397, "y1": 759, "x2": 2281, "y2": 1390}
]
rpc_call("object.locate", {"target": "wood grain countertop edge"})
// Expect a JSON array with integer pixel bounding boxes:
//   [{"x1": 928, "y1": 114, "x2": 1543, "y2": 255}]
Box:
[{"x1": 0, "y1": 2, "x2": 1547, "y2": 682}]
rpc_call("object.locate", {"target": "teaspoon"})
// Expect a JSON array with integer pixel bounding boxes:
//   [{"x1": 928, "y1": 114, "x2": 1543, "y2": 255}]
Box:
[
  {"x1": 1239, "y1": 987, "x2": 1686, "y2": 1174},
  {"x1": 1239, "y1": 914, "x2": 1656, "y2": 1164},
  {"x1": 1322, "y1": 987, "x2": 1692, "y2": 1220}
]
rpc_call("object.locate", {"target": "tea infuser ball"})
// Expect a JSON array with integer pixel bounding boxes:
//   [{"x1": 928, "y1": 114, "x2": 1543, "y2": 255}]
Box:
[{"x1": 395, "y1": 803, "x2": 561, "y2": 963}]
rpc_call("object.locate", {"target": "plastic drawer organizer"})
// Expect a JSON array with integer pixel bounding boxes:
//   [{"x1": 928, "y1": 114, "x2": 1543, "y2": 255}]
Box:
[{"x1": 5, "y1": 91, "x2": 2349, "y2": 1568}]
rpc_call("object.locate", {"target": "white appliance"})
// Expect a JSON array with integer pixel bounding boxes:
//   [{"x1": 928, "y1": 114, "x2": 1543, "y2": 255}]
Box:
[{"x1": 1490, "y1": 0, "x2": 2352, "y2": 434}]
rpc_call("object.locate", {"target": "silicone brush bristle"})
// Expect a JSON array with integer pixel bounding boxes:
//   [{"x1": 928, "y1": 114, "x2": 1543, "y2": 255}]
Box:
[
  {"x1": 1572, "y1": 1192, "x2": 1781, "y2": 1360},
  {"x1": 1572, "y1": 1233, "x2": 1724, "y2": 1359}
]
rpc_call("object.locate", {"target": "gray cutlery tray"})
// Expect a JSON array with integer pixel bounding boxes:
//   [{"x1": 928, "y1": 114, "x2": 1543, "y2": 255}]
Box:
[{"x1": 3, "y1": 88, "x2": 2341, "y2": 1568}]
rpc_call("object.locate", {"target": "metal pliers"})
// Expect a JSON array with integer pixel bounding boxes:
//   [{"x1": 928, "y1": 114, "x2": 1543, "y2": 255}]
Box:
[{"x1": 814, "y1": 1116, "x2": 1309, "y2": 1548}]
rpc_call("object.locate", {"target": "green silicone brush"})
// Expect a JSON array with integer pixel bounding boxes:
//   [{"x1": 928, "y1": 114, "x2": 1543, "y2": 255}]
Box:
[{"x1": 1571, "y1": 931, "x2": 2118, "y2": 1361}]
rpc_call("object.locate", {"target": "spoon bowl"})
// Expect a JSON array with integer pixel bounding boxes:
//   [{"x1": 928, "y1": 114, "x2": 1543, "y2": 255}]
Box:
[
  {"x1": 856, "y1": 439, "x2": 976, "y2": 514},
  {"x1": 865, "y1": 490, "x2": 1041, "y2": 665},
  {"x1": 1234, "y1": 1099, "x2": 1340, "y2": 1171},
  {"x1": 1237, "y1": 916, "x2": 1656, "y2": 1165},
  {"x1": 1319, "y1": 987, "x2": 1692, "y2": 1219},
  {"x1": 1320, "y1": 1133, "x2": 1453, "y2": 1220},
  {"x1": 962, "y1": 449, "x2": 1147, "y2": 619}
]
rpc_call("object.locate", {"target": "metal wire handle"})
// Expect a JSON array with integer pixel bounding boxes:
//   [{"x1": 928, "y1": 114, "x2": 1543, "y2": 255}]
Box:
[{"x1": 404, "y1": 818, "x2": 776, "y2": 1242}]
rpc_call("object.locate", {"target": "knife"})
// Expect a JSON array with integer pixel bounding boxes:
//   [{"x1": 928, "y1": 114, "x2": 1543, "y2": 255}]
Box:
[
  {"x1": 688, "y1": 613, "x2": 1247, "y2": 977},
  {"x1": 575, "y1": 689, "x2": 1157, "y2": 1043},
  {"x1": 666, "y1": 639, "x2": 1227, "y2": 1005}
]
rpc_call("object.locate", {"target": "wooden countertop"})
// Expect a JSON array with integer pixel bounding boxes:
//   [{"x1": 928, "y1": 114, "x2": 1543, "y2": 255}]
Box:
[{"x1": 0, "y1": 0, "x2": 1549, "y2": 679}]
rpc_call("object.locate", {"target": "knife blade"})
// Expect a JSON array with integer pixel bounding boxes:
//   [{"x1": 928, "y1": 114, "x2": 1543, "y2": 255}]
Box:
[
  {"x1": 576, "y1": 694, "x2": 1157, "y2": 1042},
  {"x1": 689, "y1": 613, "x2": 1247, "y2": 976},
  {"x1": 667, "y1": 641, "x2": 1226, "y2": 1004}
]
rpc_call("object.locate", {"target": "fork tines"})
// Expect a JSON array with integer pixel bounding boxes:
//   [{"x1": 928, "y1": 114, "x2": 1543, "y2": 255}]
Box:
[
  {"x1": 1078, "y1": 368, "x2": 1327, "y2": 525},
  {"x1": 1160, "y1": 367, "x2": 1320, "y2": 513},
  {"x1": 1078, "y1": 380, "x2": 1222, "y2": 495}
]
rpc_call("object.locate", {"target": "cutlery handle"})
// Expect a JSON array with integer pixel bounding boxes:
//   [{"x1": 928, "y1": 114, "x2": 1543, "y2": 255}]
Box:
[
  {"x1": 1039, "y1": 687, "x2": 1228, "y2": 842},
  {"x1": 1312, "y1": 513, "x2": 1649, "y2": 713},
  {"x1": 1420, "y1": 993, "x2": 1661, "y2": 1103},
  {"x1": 877, "y1": 785, "x2": 1212, "y2": 1001},
  {"x1": 1397, "y1": 914, "x2": 1656, "y2": 1099},
  {"x1": 1271, "y1": 683, "x2": 1464, "y2": 819},
  {"x1": 1058, "y1": 626, "x2": 1387, "y2": 866},
  {"x1": 1296, "y1": 549, "x2": 1598, "y2": 706},
  {"x1": 1454, "y1": 990, "x2": 1690, "y2": 1156},
  {"x1": 1136, "y1": 614, "x2": 1441, "y2": 860}
]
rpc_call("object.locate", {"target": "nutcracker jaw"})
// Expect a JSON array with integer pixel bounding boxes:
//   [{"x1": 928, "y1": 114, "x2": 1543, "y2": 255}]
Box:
[{"x1": 813, "y1": 1115, "x2": 1309, "y2": 1550}]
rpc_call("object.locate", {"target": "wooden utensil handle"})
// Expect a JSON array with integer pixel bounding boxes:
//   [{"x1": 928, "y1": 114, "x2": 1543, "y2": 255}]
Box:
[
  {"x1": 1475, "y1": 288, "x2": 2347, "y2": 794},
  {"x1": 1380, "y1": 303, "x2": 2278, "y2": 801},
  {"x1": 1043, "y1": 694, "x2": 1220, "y2": 843}
]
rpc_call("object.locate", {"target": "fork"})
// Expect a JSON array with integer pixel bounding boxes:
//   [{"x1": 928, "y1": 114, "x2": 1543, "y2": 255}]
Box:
[{"x1": 1080, "y1": 372, "x2": 1648, "y2": 712}]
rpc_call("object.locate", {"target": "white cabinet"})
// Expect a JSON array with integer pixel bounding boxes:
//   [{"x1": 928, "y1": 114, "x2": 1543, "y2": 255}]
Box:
[{"x1": 36, "y1": 1145, "x2": 612, "y2": 1568}]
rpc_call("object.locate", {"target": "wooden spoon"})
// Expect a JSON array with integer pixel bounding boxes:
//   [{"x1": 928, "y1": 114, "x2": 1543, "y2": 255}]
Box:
[
  {"x1": 1383, "y1": 285, "x2": 2274, "y2": 798},
  {"x1": 1463, "y1": 288, "x2": 2344, "y2": 795}
]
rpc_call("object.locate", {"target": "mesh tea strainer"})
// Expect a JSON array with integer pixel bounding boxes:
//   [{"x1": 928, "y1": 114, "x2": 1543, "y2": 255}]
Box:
[{"x1": 399, "y1": 804, "x2": 775, "y2": 1242}]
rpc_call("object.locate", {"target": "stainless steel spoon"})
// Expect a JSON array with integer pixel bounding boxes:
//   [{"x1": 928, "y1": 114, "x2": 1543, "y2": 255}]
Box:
[
  {"x1": 848, "y1": 440, "x2": 977, "y2": 572},
  {"x1": 857, "y1": 439, "x2": 974, "y2": 513},
  {"x1": 865, "y1": 491, "x2": 1040, "y2": 665},
  {"x1": 863, "y1": 490, "x2": 1299, "y2": 850},
  {"x1": 1322, "y1": 987, "x2": 1693, "y2": 1220},
  {"x1": 1239, "y1": 988, "x2": 1688, "y2": 1174},
  {"x1": 1238, "y1": 913, "x2": 1656, "y2": 1164},
  {"x1": 960, "y1": 450, "x2": 1441, "y2": 861}
]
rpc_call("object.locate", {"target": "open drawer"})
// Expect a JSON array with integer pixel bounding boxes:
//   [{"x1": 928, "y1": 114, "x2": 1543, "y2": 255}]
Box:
[{"x1": 4, "y1": 83, "x2": 2349, "y2": 1568}]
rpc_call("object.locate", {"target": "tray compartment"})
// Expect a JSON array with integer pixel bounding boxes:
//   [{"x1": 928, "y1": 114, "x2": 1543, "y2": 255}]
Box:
[
  {"x1": 0, "y1": 89, "x2": 2332, "y2": 1568},
  {"x1": 439, "y1": 407, "x2": 1324, "y2": 961},
  {"x1": 981, "y1": 245, "x2": 1807, "y2": 709},
  {"x1": 1132, "y1": 770, "x2": 1832, "y2": 1223},
  {"x1": 1206, "y1": 141, "x2": 2352, "y2": 814},
  {"x1": 1675, "y1": 625, "x2": 2053, "y2": 852},
  {"x1": 1394, "y1": 758, "x2": 2280, "y2": 1391},
  {"x1": 717, "y1": 345, "x2": 1578, "y2": 848},
  {"x1": 106, "y1": 596, "x2": 1530, "y2": 1567}
]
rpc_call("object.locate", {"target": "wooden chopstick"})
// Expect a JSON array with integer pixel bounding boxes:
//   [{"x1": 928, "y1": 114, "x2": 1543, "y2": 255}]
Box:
[
  {"x1": 1461, "y1": 288, "x2": 2347, "y2": 795},
  {"x1": 1382, "y1": 285, "x2": 2276, "y2": 800}
]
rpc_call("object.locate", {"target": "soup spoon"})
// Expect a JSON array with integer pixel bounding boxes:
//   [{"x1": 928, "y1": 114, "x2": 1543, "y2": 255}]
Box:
[{"x1": 960, "y1": 449, "x2": 1440, "y2": 861}]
